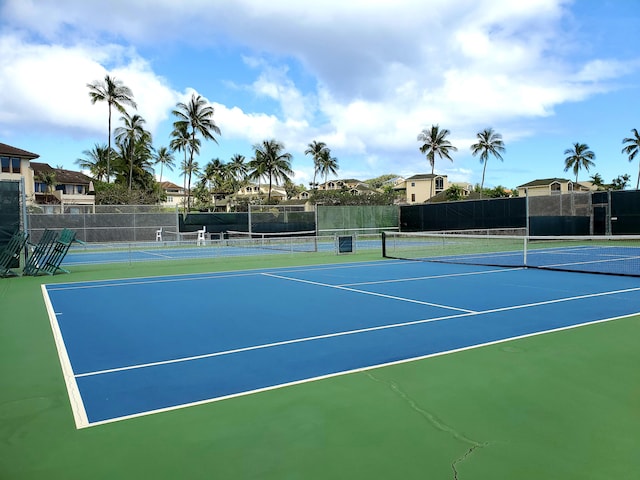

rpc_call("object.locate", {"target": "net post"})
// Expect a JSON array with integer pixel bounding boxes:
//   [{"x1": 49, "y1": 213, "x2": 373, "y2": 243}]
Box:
[
  {"x1": 523, "y1": 235, "x2": 528, "y2": 267},
  {"x1": 381, "y1": 231, "x2": 387, "y2": 258}
]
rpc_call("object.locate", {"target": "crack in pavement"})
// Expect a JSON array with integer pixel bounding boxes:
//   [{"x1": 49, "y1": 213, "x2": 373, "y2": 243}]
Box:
[{"x1": 366, "y1": 372, "x2": 489, "y2": 479}]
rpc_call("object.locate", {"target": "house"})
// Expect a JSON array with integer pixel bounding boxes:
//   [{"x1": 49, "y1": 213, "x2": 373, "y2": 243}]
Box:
[
  {"x1": 30, "y1": 162, "x2": 95, "y2": 211},
  {"x1": 395, "y1": 174, "x2": 470, "y2": 204},
  {"x1": 235, "y1": 183, "x2": 287, "y2": 203},
  {"x1": 0, "y1": 142, "x2": 39, "y2": 181},
  {"x1": 295, "y1": 179, "x2": 379, "y2": 201},
  {"x1": 1, "y1": 143, "x2": 95, "y2": 211},
  {"x1": 159, "y1": 181, "x2": 187, "y2": 208},
  {"x1": 517, "y1": 178, "x2": 593, "y2": 197}
]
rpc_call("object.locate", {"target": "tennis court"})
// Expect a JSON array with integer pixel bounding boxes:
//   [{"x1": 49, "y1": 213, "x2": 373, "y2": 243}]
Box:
[
  {"x1": 44, "y1": 255, "x2": 640, "y2": 428},
  {"x1": 3, "y1": 244, "x2": 640, "y2": 479}
]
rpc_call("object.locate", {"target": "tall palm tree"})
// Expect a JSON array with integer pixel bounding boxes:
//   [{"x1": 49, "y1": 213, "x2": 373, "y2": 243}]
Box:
[
  {"x1": 622, "y1": 128, "x2": 640, "y2": 189},
  {"x1": 154, "y1": 146, "x2": 175, "y2": 185},
  {"x1": 170, "y1": 122, "x2": 200, "y2": 211},
  {"x1": 172, "y1": 93, "x2": 221, "y2": 210},
  {"x1": 318, "y1": 148, "x2": 339, "y2": 184},
  {"x1": 563, "y1": 142, "x2": 595, "y2": 184},
  {"x1": 470, "y1": 128, "x2": 506, "y2": 195},
  {"x1": 305, "y1": 140, "x2": 328, "y2": 189},
  {"x1": 114, "y1": 112, "x2": 152, "y2": 191},
  {"x1": 250, "y1": 140, "x2": 294, "y2": 203},
  {"x1": 87, "y1": 74, "x2": 137, "y2": 183},
  {"x1": 76, "y1": 143, "x2": 110, "y2": 182},
  {"x1": 417, "y1": 125, "x2": 458, "y2": 200},
  {"x1": 227, "y1": 154, "x2": 248, "y2": 198}
]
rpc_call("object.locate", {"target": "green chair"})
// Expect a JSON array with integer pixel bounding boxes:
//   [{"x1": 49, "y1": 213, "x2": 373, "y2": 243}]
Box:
[
  {"x1": 38, "y1": 229, "x2": 80, "y2": 275},
  {"x1": 23, "y1": 229, "x2": 60, "y2": 276},
  {"x1": 0, "y1": 230, "x2": 29, "y2": 278}
]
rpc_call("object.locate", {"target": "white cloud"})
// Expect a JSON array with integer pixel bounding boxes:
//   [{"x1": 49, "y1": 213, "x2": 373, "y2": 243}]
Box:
[{"x1": 1, "y1": 0, "x2": 638, "y2": 187}]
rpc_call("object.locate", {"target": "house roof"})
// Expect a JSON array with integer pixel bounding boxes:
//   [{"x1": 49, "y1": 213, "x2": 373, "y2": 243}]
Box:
[
  {"x1": 31, "y1": 163, "x2": 92, "y2": 185},
  {"x1": 517, "y1": 178, "x2": 572, "y2": 188},
  {"x1": 406, "y1": 173, "x2": 446, "y2": 180},
  {"x1": 160, "y1": 181, "x2": 183, "y2": 190},
  {"x1": 0, "y1": 142, "x2": 40, "y2": 159}
]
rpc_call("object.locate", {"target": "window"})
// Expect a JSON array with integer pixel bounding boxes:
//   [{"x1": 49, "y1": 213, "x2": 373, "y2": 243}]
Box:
[
  {"x1": 411, "y1": 182, "x2": 415, "y2": 187},
  {"x1": 435, "y1": 177, "x2": 444, "y2": 190},
  {"x1": 411, "y1": 193, "x2": 416, "y2": 202},
  {"x1": 0, "y1": 157, "x2": 22, "y2": 174},
  {"x1": 35, "y1": 182, "x2": 47, "y2": 193},
  {"x1": 551, "y1": 182, "x2": 561, "y2": 194}
]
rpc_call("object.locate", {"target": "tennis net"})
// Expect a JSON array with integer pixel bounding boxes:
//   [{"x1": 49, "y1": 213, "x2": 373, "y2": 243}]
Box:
[
  {"x1": 382, "y1": 231, "x2": 640, "y2": 276},
  {"x1": 225, "y1": 230, "x2": 318, "y2": 252}
]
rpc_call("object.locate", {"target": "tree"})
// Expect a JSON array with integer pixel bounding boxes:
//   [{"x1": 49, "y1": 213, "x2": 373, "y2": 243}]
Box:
[
  {"x1": 154, "y1": 147, "x2": 175, "y2": 185},
  {"x1": 417, "y1": 125, "x2": 457, "y2": 199},
  {"x1": 318, "y1": 148, "x2": 339, "y2": 185},
  {"x1": 563, "y1": 143, "x2": 595, "y2": 183},
  {"x1": 250, "y1": 140, "x2": 294, "y2": 203},
  {"x1": 589, "y1": 173, "x2": 606, "y2": 191},
  {"x1": 444, "y1": 184, "x2": 464, "y2": 201},
  {"x1": 305, "y1": 140, "x2": 328, "y2": 189},
  {"x1": 170, "y1": 122, "x2": 200, "y2": 212},
  {"x1": 470, "y1": 128, "x2": 505, "y2": 195},
  {"x1": 611, "y1": 174, "x2": 631, "y2": 190},
  {"x1": 622, "y1": 128, "x2": 640, "y2": 189},
  {"x1": 76, "y1": 143, "x2": 110, "y2": 182},
  {"x1": 87, "y1": 74, "x2": 137, "y2": 183},
  {"x1": 172, "y1": 93, "x2": 221, "y2": 210},
  {"x1": 114, "y1": 112, "x2": 152, "y2": 191},
  {"x1": 36, "y1": 170, "x2": 57, "y2": 204}
]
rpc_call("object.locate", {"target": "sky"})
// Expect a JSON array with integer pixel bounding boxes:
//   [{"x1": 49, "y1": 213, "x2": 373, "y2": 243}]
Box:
[{"x1": 1, "y1": 0, "x2": 639, "y2": 190}]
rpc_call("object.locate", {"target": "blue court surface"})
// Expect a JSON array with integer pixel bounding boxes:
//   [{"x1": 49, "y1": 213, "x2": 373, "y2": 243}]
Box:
[{"x1": 42, "y1": 260, "x2": 640, "y2": 428}]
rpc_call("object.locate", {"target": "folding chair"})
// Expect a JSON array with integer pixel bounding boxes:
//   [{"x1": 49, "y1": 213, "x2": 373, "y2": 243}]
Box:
[
  {"x1": 37, "y1": 229, "x2": 79, "y2": 275},
  {"x1": 23, "y1": 229, "x2": 59, "y2": 276},
  {"x1": 0, "y1": 230, "x2": 29, "y2": 278}
]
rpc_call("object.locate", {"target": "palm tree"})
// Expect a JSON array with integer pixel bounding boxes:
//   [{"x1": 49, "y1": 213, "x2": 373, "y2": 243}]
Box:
[
  {"x1": 417, "y1": 125, "x2": 458, "y2": 200},
  {"x1": 154, "y1": 146, "x2": 175, "y2": 185},
  {"x1": 318, "y1": 148, "x2": 339, "y2": 184},
  {"x1": 170, "y1": 122, "x2": 199, "y2": 211},
  {"x1": 305, "y1": 140, "x2": 328, "y2": 189},
  {"x1": 76, "y1": 143, "x2": 110, "y2": 182},
  {"x1": 622, "y1": 128, "x2": 640, "y2": 189},
  {"x1": 36, "y1": 170, "x2": 57, "y2": 204},
  {"x1": 470, "y1": 128, "x2": 506, "y2": 196},
  {"x1": 563, "y1": 143, "x2": 596, "y2": 184},
  {"x1": 250, "y1": 140, "x2": 294, "y2": 203},
  {"x1": 87, "y1": 74, "x2": 137, "y2": 183},
  {"x1": 114, "y1": 112, "x2": 152, "y2": 191},
  {"x1": 172, "y1": 93, "x2": 221, "y2": 210}
]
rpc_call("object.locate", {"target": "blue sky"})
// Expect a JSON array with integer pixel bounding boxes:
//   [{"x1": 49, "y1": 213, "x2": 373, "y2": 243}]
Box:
[{"x1": 1, "y1": 0, "x2": 639, "y2": 190}]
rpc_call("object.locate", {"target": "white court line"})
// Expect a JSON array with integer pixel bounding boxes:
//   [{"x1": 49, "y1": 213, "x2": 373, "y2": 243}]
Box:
[
  {"x1": 41, "y1": 285, "x2": 89, "y2": 429},
  {"x1": 74, "y1": 284, "x2": 640, "y2": 381},
  {"x1": 261, "y1": 272, "x2": 477, "y2": 313},
  {"x1": 340, "y1": 266, "x2": 524, "y2": 287},
  {"x1": 45, "y1": 260, "x2": 404, "y2": 291}
]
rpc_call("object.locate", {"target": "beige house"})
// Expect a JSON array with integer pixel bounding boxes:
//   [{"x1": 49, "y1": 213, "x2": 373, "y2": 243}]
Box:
[
  {"x1": 395, "y1": 174, "x2": 472, "y2": 204},
  {"x1": 295, "y1": 179, "x2": 379, "y2": 201},
  {"x1": 517, "y1": 178, "x2": 593, "y2": 197},
  {"x1": 159, "y1": 181, "x2": 187, "y2": 209},
  {"x1": 1, "y1": 143, "x2": 95, "y2": 211},
  {"x1": 235, "y1": 183, "x2": 287, "y2": 203}
]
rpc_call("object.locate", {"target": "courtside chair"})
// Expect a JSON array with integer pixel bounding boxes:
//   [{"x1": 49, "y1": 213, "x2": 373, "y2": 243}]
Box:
[
  {"x1": 197, "y1": 226, "x2": 206, "y2": 246},
  {"x1": 24, "y1": 229, "x2": 83, "y2": 276},
  {"x1": 156, "y1": 227, "x2": 163, "y2": 242},
  {"x1": 0, "y1": 230, "x2": 29, "y2": 278}
]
